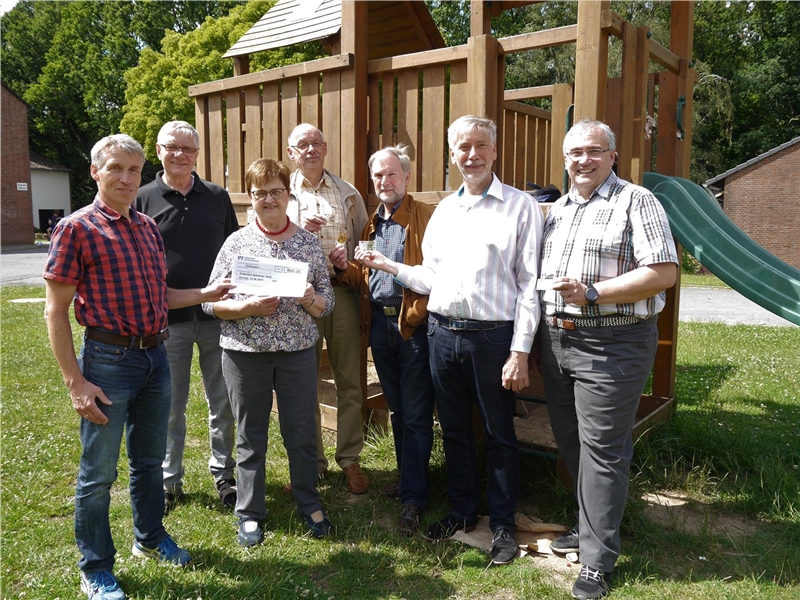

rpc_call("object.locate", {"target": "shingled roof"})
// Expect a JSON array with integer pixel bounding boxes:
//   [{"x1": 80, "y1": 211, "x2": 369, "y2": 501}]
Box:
[{"x1": 705, "y1": 136, "x2": 800, "y2": 188}]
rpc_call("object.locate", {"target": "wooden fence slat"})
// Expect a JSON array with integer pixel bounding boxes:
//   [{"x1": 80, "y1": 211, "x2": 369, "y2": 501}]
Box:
[
  {"x1": 421, "y1": 64, "x2": 446, "y2": 191},
  {"x1": 300, "y1": 73, "x2": 320, "y2": 129},
  {"x1": 281, "y1": 79, "x2": 300, "y2": 166},
  {"x1": 243, "y1": 87, "x2": 262, "y2": 172},
  {"x1": 194, "y1": 97, "x2": 210, "y2": 180},
  {"x1": 396, "y1": 69, "x2": 419, "y2": 191},
  {"x1": 447, "y1": 61, "x2": 468, "y2": 191},
  {"x1": 535, "y1": 117, "x2": 549, "y2": 187},
  {"x1": 208, "y1": 93, "x2": 225, "y2": 186},
  {"x1": 226, "y1": 90, "x2": 244, "y2": 192},
  {"x1": 514, "y1": 114, "x2": 526, "y2": 190},
  {"x1": 367, "y1": 76, "x2": 381, "y2": 186},
  {"x1": 262, "y1": 82, "x2": 281, "y2": 161},
  {"x1": 502, "y1": 109, "x2": 515, "y2": 185},
  {"x1": 322, "y1": 70, "x2": 342, "y2": 176},
  {"x1": 381, "y1": 72, "x2": 395, "y2": 149}
]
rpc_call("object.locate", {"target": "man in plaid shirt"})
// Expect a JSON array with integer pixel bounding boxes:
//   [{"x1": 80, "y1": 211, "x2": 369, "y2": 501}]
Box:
[
  {"x1": 43, "y1": 134, "x2": 230, "y2": 600},
  {"x1": 538, "y1": 120, "x2": 679, "y2": 600}
]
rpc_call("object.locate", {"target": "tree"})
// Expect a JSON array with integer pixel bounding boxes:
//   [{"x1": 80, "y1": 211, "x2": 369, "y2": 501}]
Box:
[{"x1": 121, "y1": 0, "x2": 326, "y2": 162}]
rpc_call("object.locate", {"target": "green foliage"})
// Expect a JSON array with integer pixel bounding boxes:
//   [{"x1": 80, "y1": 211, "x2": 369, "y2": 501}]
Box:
[
  {"x1": 121, "y1": 0, "x2": 326, "y2": 162},
  {"x1": 681, "y1": 248, "x2": 702, "y2": 275}
]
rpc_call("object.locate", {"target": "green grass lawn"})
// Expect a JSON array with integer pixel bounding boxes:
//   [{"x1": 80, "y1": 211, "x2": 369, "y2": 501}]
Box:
[{"x1": 2, "y1": 285, "x2": 798, "y2": 599}]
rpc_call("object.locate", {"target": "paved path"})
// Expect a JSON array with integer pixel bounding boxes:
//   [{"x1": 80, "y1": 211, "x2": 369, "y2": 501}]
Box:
[{"x1": 1, "y1": 242, "x2": 797, "y2": 327}]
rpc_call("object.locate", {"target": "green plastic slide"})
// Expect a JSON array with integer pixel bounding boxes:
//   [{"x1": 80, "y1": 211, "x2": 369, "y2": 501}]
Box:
[{"x1": 643, "y1": 172, "x2": 800, "y2": 326}]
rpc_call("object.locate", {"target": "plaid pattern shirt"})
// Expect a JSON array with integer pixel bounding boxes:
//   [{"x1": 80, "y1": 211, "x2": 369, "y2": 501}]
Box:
[
  {"x1": 294, "y1": 171, "x2": 346, "y2": 274},
  {"x1": 540, "y1": 172, "x2": 678, "y2": 319},
  {"x1": 368, "y1": 202, "x2": 406, "y2": 308},
  {"x1": 43, "y1": 198, "x2": 168, "y2": 336}
]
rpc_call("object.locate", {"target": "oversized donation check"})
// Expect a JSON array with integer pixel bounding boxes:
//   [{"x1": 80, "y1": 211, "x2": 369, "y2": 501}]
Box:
[{"x1": 231, "y1": 254, "x2": 308, "y2": 298}]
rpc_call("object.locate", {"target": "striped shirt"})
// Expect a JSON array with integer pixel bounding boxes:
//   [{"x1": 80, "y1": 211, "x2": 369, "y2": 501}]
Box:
[
  {"x1": 43, "y1": 197, "x2": 168, "y2": 336},
  {"x1": 395, "y1": 174, "x2": 543, "y2": 353},
  {"x1": 540, "y1": 172, "x2": 679, "y2": 319},
  {"x1": 293, "y1": 171, "x2": 346, "y2": 274}
]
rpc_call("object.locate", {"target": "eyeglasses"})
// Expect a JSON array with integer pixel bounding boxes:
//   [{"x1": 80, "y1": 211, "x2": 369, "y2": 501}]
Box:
[
  {"x1": 160, "y1": 144, "x2": 198, "y2": 155},
  {"x1": 291, "y1": 141, "x2": 325, "y2": 153},
  {"x1": 250, "y1": 188, "x2": 287, "y2": 201},
  {"x1": 566, "y1": 148, "x2": 611, "y2": 161}
]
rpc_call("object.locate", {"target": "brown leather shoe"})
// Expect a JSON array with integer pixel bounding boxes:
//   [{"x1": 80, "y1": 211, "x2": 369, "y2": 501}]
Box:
[{"x1": 342, "y1": 464, "x2": 370, "y2": 494}]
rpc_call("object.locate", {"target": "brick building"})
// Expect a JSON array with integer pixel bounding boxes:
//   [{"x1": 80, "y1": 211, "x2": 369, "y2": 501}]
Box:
[
  {"x1": 705, "y1": 136, "x2": 800, "y2": 269},
  {"x1": 1, "y1": 83, "x2": 33, "y2": 245}
]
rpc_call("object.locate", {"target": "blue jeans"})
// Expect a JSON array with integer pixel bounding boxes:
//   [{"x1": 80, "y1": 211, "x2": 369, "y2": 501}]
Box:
[
  {"x1": 426, "y1": 317, "x2": 520, "y2": 532},
  {"x1": 75, "y1": 337, "x2": 171, "y2": 573},
  {"x1": 370, "y1": 308, "x2": 435, "y2": 507},
  {"x1": 221, "y1": 346, "x2": 322, "y2": 520},
  {"x1": 163, "y1": 320, "x2": 235, "y2": 490}
]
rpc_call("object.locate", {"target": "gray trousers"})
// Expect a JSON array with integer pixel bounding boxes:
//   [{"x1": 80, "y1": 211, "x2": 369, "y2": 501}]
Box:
[
  {"x1": 162, "y1": 320, "x2": 236, "y2": 490},
  {"x1": 221, "y1": 346, "x2": 322, "y2": 520},
  {"x1": 541, "y1": 316, "x2": 659, "y2": 572}
]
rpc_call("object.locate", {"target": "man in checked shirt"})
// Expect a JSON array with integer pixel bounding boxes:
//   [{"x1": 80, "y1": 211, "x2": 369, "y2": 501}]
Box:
[
  {"x1": 43, "y1": 134, "x2": 231, "y2": 600},
  {"x1": 538, "y1": 119, "x2": 678, "y2": 600}
]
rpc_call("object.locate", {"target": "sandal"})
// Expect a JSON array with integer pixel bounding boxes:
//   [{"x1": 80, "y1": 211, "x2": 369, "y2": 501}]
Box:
[{"x1": 216, "y1": 478, "x2": 237, "y2": 509}]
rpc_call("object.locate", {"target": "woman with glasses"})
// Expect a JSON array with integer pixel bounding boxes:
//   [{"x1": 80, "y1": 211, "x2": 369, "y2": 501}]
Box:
[{"x1": 202, "y1": 158, "x2": 335, "y2": 545}]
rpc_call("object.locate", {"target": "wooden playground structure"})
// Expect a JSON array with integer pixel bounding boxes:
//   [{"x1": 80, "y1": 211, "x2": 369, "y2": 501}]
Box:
[{"x1": 187, "y1": 0, "x2": 696, "y2": 455}]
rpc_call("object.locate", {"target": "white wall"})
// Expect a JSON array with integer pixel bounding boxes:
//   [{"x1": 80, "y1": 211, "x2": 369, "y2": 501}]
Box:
[{"x1": 31, "y1": 170, "x2": 71, "y2": 230}]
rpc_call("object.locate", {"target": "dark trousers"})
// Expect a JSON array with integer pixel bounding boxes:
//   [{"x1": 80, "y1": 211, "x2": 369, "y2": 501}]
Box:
[
  {"x1": 426, "y1": 318, "x2": 520, "y2": 532},
  {"x1": 370, "y1": 308, "x2": 435, "y2": 507}
]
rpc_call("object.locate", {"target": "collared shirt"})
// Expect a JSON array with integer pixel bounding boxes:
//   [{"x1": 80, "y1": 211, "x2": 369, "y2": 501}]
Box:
[
  {"x1": 293, "y1": 171, "x2": 345, "y2": 274},
  {"x1": 202, "y1": 225, "x2": 335, "y2": 353},
  {"x1": 43, "y1": 197, "x2": 168, "y2": 336},
  {"x1": 369, "y1": 201, "x2": 406, "y2": 307},
  {"x1": 136, "y1": 171, "x2": 239, "y2": 325},
  {"x1": 540, "y1": 171, "x2": 679, "y2": 319},
  {"x1": 395, "y1": 174, "x2": 543, "y2": 353}
]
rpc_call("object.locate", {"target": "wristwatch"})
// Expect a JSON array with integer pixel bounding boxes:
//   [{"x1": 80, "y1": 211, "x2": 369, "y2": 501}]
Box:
[{"x1": 585, "y1": 284, "x2": 599, "y2": 304}]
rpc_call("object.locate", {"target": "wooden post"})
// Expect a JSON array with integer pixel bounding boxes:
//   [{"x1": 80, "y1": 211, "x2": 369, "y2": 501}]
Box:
[
  {"x1": 573, "y1": 0, "x2": 610, "y2": 120},
  {"x1": 631, "y1": 26, "x2": 651, "y2": 184},
  {"x1": 466, "y1": 34, "x2": 498, "y2": 122},
  {"x1": 470, "y1": 0, "x2": 492, "y2": 37},
  {"x1": 549, "y1": 83, "x2": 573, "y2": 191},
  {"x1": 340, "y1": 1, "x2": 368, "y2": 199}
]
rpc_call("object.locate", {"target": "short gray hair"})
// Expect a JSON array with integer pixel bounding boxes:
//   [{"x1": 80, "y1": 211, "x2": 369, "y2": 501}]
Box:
[
  {"x1": 157, "y1": 120, "x2": 199, "y2": 148},
  {"x1": 447, "y1": 115, "x2": 497, "y2": 150},
  {"x1": 288, "y1": 123, "x2": 325, "y2": 147},
  {"x1": 369, "y1": 144, "x2": 411, "y2": 176},
  {"x1": 91, "y1": 134, "x2": 145, "y2": 170},
  {"x1": 563, "y1": 119, "x2": 616, "y2": 153}
]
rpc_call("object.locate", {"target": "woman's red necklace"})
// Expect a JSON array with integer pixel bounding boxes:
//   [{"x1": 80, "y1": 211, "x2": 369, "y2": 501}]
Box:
[{"x1": 256, "y1": 215, "x2": 290, "y2": 236}]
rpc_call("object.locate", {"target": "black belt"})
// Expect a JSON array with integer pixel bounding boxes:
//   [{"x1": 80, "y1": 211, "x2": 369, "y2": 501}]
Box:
[
  {"x1": 544, "y1": 314, "x2": 642, "y2": 330},
  {"x1": 372, "y1": 303, "x2": 400, "y2": 316},
  {"x1": 430, "y1": 312, "x2": 512, "y2": 331},
  {"x1": 86, "y1": 328, "x2": 169, "y2": 349}
]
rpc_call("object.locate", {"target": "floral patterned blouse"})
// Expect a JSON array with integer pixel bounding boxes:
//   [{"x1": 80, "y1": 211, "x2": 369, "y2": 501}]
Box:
[{"x1": 202, "y1": 224, "x2": 334, "y2": 353}]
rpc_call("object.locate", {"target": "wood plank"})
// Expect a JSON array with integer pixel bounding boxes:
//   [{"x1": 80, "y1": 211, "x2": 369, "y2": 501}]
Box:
[
  {"x1": 262, "y1": 82, "x2": 281, "y2": 161},
  {"x1": 280, "y1": 79, "x2": 299, "y2": 166},
  {"x1": 300, "y1": 73, "x2": 320, "y2": 129},
  {"x1": 534, "y1": 117, "x2": 549, "y2": 187},
  {"x1": 421, "y1": 64, "x2": 446, "y2": 191},
  {"x1": 630, "y1": 25, "x2": 650, "y2": 184},
  {"x1": 470, "y1": 0, "x2": 491, "y2": 37},
  {"x1": 322, "y1": 70, "x2": 342, "y2": 177},
  {"x1": 397, "y1": 69, "x2": 420, "y2": 191},
  {"x1": 368, "y1": 45, "x2": 468, "y2": 74},
  {"x1": 649, "y1": 38, "x2": 680, "y2": 74},
  {"x1": 340, "y1": 0, "x2": 369, "y2": 199},
  {"x1": 655, "y1": 71, "x2": 678, "y2": 176},
  {"x1": 605, "y1": 76, "x2": 623, "y2": 166},
  {"x1": 502, "y1": 108, "x2": 516, "y2": 184},
  {"x1": 189, "y1": 54, "x2": 353, "y2": 96},
  {"x1": 208, "y1": 93, "x2": 225, "y2": 186},
  {"x1": 225, "y1": 90, "x2": 243, "y2": 193},
  {"x1": 367, "y1": 76, "x2": 381, "y2": 170},
  {"x1": 514, "y1": 113, "x2": 526, "y2": 190},
  {"x1": 504, "y1": 85, "x2": 556, "y2": 102},
  {"x1": 467, "y1": 35, "x2": 499, "y2": 121},
  {"x1": 243, "y1": 87, "x2": 262, "y2": 173},
  {"x1": 616, "y1": 21, "x2": 637, "y2": 183},
  {"x1": 194, "y1": 97, "x2": 210, "y2": 180},
  {"x1": 574, "y1": 0, "x2": 609, "y2": 121},
  {"x1": 381, "y1": 72, "x2": 395, "y2": 148},
  {"x1": 447, "y1": 61, "x2": 468, "y2": 191},
  {"x1": 502, "y1": 100, "x2": 551, "y2": 120},
  {"x1": 549, "y1": 83, "x2": 573, "y2": 191},
  {"x1": 496, "y1": 25, "x2": 578, "y2": 53}
]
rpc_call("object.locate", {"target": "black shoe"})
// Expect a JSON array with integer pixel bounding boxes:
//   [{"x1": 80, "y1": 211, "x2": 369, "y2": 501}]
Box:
[
  {"x1": 216, "y1": 478, "x2": 237, "y2": 509},
  {"x1": 303, "y1": 510, "x2": 333, "y2": 539},
  {"x1": 397, "y1": 504, "x2": 422, "y2": 537},
  {"x1": 551, "y1": 526, "x2": 580, "y2": 554},
  {"x1": 164, "y1": 488, "x2": 183, "y2": 516},
  {"x1": 237, "y1": 519, "x2": 264, "y2": 547},
  {"x1": 423, "y1": 513, "x2": 478, "y2": 541},
  {"x1": 490, "y1": 528, "x2": 517, "y2": 565},
  {"x1": 571, "y1": 565, "x2": 611, "y2": 599}
]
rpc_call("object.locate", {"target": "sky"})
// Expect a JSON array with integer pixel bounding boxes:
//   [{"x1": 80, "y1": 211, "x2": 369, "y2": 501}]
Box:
[{"x1": 0, "y1": 0, "x2": 18, "y2": 17}]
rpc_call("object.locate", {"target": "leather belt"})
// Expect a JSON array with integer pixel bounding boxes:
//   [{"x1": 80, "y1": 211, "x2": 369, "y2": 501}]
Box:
[
  {"x1": 372, "y1": 303, "x2": 399, "y2": 316},
  {"x1": 86, "y1": 328, "x2": 170, "y2": 349},
  {"x1": 544, "y1": 314, "x2": 642, "y2": 330},
  {"x1": 430, "y1": 312, "x2": 512, "y2": 331}
]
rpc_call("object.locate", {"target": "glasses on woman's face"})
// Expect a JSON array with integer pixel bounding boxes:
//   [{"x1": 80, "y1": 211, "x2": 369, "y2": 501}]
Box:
[
  {"x1": 251, "y1": 188, "x2": 287, "y2": 201},
  {"x1": 566, "y1": 148, "x2": 611, "y2": 161}
]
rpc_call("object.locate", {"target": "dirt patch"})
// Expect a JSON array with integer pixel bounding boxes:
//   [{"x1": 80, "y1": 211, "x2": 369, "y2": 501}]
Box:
[{"x1": 641, "y1": 490, "x2": 760, "y2": 538}]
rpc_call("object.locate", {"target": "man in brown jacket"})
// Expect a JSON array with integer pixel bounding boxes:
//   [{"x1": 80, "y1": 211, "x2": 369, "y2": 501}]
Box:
[{"x1": 330, "y1": 145, "x2": 435, "y2": 536}]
